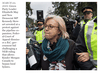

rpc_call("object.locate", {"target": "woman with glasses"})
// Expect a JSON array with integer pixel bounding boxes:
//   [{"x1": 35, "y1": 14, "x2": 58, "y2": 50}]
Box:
[{"x1": 41, "y1": 15, "x2": 76, "y2": 70}]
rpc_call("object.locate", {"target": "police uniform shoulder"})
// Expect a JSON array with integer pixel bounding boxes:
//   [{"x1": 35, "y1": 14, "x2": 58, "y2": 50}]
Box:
[{"x1": 94, "y1": 17, "x2": 97, "y2": 23}]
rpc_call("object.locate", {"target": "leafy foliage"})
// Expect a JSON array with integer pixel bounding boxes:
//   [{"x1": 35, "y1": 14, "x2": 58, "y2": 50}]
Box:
[
  {"x1": 52, "y1": 2, "x2": 76, "y2": 17},
  {"x1": 52, "y1": 2, "x2": 97, "y2": 18},
  {"x1": 26, "y1": 2, "x2": 33, "y2": 17}
]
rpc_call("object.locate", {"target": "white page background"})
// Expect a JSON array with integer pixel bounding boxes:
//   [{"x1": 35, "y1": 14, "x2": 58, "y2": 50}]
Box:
[{"x1": 0, "y1": 0, "x2": 100, "y2": 75}]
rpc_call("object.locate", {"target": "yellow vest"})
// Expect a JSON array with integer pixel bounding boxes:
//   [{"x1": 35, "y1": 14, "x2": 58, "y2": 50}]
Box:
[
  {"x1": 84, "y1": 20, "x2": 97, "y2": 67},
  {"x1": 80, "y1": 20, "x2": 85, "y2": 29},
  {"x1": 34, "y1": 29, "x2": 45, "y2": 43}
]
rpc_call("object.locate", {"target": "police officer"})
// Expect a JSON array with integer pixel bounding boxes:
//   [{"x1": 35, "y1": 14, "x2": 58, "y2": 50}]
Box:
[
  {"x1": 72, "y1": 7, "x2": 95, "y2": 42},
  {"x1": 74, "y1": 15, "x2": 97, "y2": 70},
  {"x1": 34, "y1": 20, "x2": 45, "y2": 46},
  {"x1": 80, "y1": 6, "x2": 94, "y2": 29}
]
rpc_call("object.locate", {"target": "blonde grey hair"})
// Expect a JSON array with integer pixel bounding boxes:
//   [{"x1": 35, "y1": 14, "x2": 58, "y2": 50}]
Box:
[{"x1": 45, "y1": 15, "x2": 69, "y2": 39}]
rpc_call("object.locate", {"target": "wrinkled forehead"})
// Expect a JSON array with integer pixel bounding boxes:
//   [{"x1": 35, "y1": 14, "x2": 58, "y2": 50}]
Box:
[
  {"x1": 45, "y1": 15, "x2": 65, "y2": 27},
  {"x1": 45, "y1": 18, "x2": 58, "y2": 26},
  {"x1": 83, "y1": 9, "x2": 93, "y2": 12}
]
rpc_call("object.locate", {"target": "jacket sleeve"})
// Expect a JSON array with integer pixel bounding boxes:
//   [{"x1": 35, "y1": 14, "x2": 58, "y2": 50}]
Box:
[
  {"x1": 71, "y1": 24, "x2": 81, "y2": 42},
  {"x1": 74, "y1": 25, "x2": 87, "y2": 53}
]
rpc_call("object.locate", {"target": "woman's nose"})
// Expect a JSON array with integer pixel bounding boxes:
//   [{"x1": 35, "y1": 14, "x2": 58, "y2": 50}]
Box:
[{"x1": 45, "y1": 26, "x2": 49, "y2": 30}]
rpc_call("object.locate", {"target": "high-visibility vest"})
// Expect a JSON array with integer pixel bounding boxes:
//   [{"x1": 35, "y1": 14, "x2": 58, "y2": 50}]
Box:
[
  {"x1": 26, "y1": 38, "x2": 31, "y2": 45},
  {"x1": 84, "y1": 19, "x2": 97, "y2": 67},
  {"x1": 80, "y1": 20, "x2": 91, "y2": 29},
  {"x1": 80, "y1": 20, "x2": 85, "y2": 29},
  {"x1": 34, "y1": 29, "x2": 45, "y2": 44},
  {"x1": 28, "y1": 38, "x2": 31, "y2": 44},
  {"x1": 80, "y1": 16, "x2": 97, "y2": 29},
  {"x1": 92, "y1": 16, "x2": 97, "y2": 20}
]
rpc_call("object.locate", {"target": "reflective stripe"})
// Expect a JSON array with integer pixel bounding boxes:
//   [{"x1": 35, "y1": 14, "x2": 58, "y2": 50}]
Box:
[
  {"x1": 42, "y1": 29, "x2": 45, "y2": 40},
  {"x1": 34, "y1": 30, "x2": 37, "y2": 36},
  {"x1": 86, "y1": 20, "x2": 97, "y2": 66},
  {"x1": 80, "y1": 20, "x2": 86, "y2": 30},
  {"x1": 38, "y1": 40, "x2": 43, "y2": 42},
  {"x1": 80, "y1": 21, "x2": 84, "y2": 28},
  {"x1": 28, "y1": 38, "x2": 31, "y2": 44},
  {"x1": 92, "y1": 16, "x2": 97, "y2": 20}
]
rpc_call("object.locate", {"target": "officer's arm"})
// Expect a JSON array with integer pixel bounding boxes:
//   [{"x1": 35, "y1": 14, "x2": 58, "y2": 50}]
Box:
[{"x1": 74, "y1": 25, "x2": 87, "y2": 53}]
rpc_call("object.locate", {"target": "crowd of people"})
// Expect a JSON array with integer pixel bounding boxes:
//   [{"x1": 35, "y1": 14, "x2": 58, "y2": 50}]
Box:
[{"x1": 26, "y1": 6, "x2": 97, "y2": 70}]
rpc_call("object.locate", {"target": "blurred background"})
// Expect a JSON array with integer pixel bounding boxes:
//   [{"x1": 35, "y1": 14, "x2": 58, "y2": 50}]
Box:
[{"x1": 26, "y1": 2, "x2": 97, "y2": 27}]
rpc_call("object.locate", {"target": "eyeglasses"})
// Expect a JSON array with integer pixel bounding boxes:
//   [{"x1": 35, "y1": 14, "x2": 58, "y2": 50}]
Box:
[
  {"x1": 44, "y1": 24, "x2": 58, "y2": 30},
  {"x1": 83, "y1": 11, "x2": 92, "y2": 15}
]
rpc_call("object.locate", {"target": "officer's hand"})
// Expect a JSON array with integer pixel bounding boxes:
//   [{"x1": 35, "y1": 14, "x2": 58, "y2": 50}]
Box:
[
  {"x1": 26, "y1": 47, "x2": 29, "y2": 55},
  {"x1": 76, "y1": 52, "x2": 89, "y2": 62}
]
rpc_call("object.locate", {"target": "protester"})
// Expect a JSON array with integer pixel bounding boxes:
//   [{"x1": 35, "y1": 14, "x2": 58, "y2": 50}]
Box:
[{"x1": 41, "y1": 15, "x2": 76, "y2": 70}]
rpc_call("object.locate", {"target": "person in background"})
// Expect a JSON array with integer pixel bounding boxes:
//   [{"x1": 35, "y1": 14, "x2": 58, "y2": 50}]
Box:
[
  {"x1": 71, "y1": 15, "x2": 80, "y2": 42},
  {"x1": 80, "y1": 6, "x2": 94, "y2": 29},
  {"x1": 73, "y1": 20, "x2": 77, "y2": 28},
  {"x1": 26, "y1": 25, "x2": 29, "y2": 55},
  {"x1": 41, "y1": 15, "x2": 76, "y2": 70},
  {"x1": 72, "y1": 6, "x2": 94, "y2": 42},
  {"x1": 74, "y1": 15, "x2": 97, "y2": 70},
  {"x1": 34, "y1": 20, "x2": 45, "y2": 46},
  {"x1": 26, "y1": 21, "x2": 41, "y2": 70}
]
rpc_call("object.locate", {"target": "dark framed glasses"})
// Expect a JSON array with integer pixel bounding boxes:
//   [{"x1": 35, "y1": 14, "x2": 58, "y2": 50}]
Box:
[
  {"x1": 83, "y1": 11, "x2": 92, "y2": 15},
  {"x1": 44, "y1": 24, "x2": 58, "y2": 30}
]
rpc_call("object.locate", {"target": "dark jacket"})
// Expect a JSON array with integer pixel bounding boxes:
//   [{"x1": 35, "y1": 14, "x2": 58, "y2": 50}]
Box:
[
  {"x1": 71, "y1": 24, "x2": 81, "y2": 42},
  {"x1": 41, "y1": 39, "x2": 76, "y2": 70},
  {"x1": 74, "y1": 25, "x2": 95, "y2": 70},
  {"x1": 26, "y1": 31, "x2": 41, "y2": 70},
  {"x1": 71, "y1": 20, "x2": 88, "y2": 42}
]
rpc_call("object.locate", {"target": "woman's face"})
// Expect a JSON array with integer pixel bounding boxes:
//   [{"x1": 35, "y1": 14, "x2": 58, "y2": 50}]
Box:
[{"x1": 44, "y1": 19, "x2": 60, "y2": 40}]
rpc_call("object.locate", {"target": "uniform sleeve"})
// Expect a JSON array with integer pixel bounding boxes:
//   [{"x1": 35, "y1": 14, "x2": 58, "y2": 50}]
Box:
[{"x1": 74, "y1": 25, "x2": 87, "y2": 53}]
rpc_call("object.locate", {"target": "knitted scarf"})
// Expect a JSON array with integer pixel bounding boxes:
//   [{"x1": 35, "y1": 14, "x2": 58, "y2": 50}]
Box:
[{"x1": 42, "y1": 37, "x2": 69, "y2": 62}]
